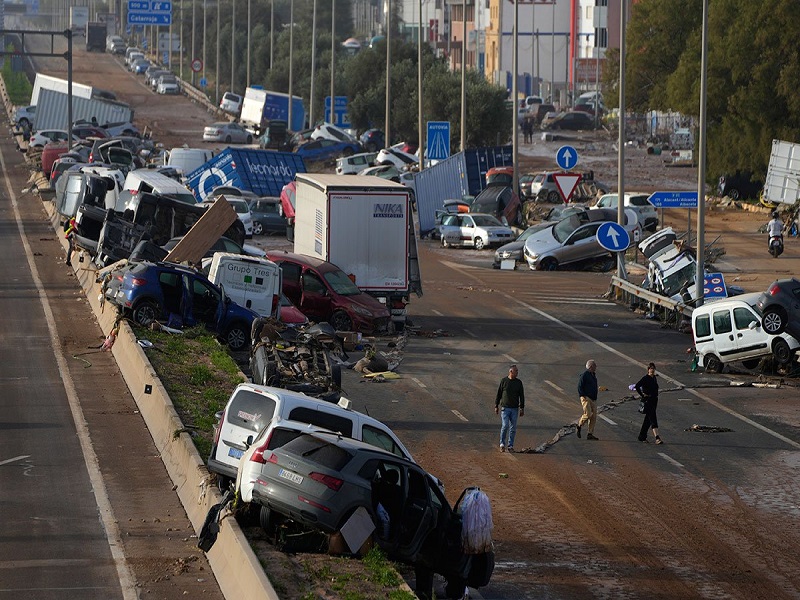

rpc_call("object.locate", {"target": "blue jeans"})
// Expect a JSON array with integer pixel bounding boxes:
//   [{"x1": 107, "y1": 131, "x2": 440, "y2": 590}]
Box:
[{"x1": 500, "y1": 407, "x2": 519, "y2": 448}]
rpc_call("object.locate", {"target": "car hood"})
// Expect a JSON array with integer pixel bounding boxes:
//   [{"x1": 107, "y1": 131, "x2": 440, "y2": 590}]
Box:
[
  {"x1": 347, "y1": 292, "x2": 390, "y2": 317},
  {"x1": 523, "y1": 226, "x2": 560, "y2": 254},
  {"x1": 495, "y1": 239, "x2": 526, "y2": 255}
]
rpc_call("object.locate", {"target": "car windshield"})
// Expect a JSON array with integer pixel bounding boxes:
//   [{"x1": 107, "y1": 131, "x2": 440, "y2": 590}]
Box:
[
  {"x1": 471, "y1": 215, "x2": 504, "y2": 227},
  {"x1": 552, "y1": 213, "x2": 588, "y2": 243},
  {"x1": 283, "y1": 435, "x2": 353, "y2": 470},
  {"x1": 518, "y1": 223, "x2": 551, "y2": 241},
  {"x1": 323, "y1": 270, "x2": 362, "y2": 296},
  {"x1": 229, "y1": 200, "x2": 248, "y2": 214}
]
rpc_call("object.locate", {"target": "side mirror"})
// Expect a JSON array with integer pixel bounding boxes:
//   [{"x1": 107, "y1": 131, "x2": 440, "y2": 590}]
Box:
[{"x1": 748, "y1": 321, "x2": 759, "y2": 330}]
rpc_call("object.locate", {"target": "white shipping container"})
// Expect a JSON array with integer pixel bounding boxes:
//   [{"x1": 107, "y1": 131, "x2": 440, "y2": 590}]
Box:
[
  {"x1": 31, "y1": 73, "x2": 94, "y2": 106},
  {"x1": 764, "y1": 139, "x2": 800, "y2": 205},
  {"x1": 293, "y1": 174, "x2": 411, "y2": 292}
]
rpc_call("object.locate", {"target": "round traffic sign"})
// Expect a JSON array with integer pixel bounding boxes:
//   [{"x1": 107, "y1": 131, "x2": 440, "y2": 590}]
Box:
[
  {"x1": 556, "y1": 144, "x2": 579, "y2": 170},
  {"x1": 191, "y1": 58, "x2": 203, "y2": 73}
]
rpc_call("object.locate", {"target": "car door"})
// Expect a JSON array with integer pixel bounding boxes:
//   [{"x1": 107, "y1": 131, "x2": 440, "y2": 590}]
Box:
[
  {"x1": 730, "y1": 305, "x2": 770, "y2": 359},
  {"x1": 299, "y1": 267, "x2": 333, "y2": 322},
  {"x1": 710, "y1": 307, "x2": 739, "y2": 359},
  {"x1": 560, "y1": 223, "x2": 603, "y2": 265},
  {"x1": 186, "y1": 275, "x2": 222, "y2": 328},
  {"x1": 459, "y1": 215, "x2": 476, "y2": 246}
]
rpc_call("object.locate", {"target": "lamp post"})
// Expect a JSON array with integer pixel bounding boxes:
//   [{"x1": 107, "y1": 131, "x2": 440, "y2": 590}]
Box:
[
  {"x1": 309, "y1": 0, "x2": 317, "y2": 125},
  {"x1": 202, "y1": 0, "x2": 206, "y2": 82},
  {"x1": 288, "y1": 0, "x2": 294, "y2": 131},
  {"x1": 695, "y1": 0, "x2": 710, "y2": 306},
  {"x1": 215, "y1": 0, "x2": 220, "y2": 104},
  {"x1": 231, "y1": 0, "x2": 236, "y2": 92},
  {"x1": 459, "y1": 0, "x2": 465, "y2": 151},
  {"x1": 511, "y1": 0, "x2": 518, "y2": 193},
  {"x1": 616, "y1": 0, "x2": 626, "y2": 279},
  {"x1": 270, "y1": 0, "x2": 274, "y2": 69},
  {"x1": 330, "y1": 0, "x2": 335, "y2": 124},
  {"x1": 247, "y1": 0, "x2": 251, "y2": 87},
  {"x1": 385, "y1": 0, "x2": 391, "y2": 144},
  {"x1": 417, "y1": 0, "x2": 424, "y2": 171},
  {"x1": 190, "y1": 0, "x2": 195, "y2": 85}
]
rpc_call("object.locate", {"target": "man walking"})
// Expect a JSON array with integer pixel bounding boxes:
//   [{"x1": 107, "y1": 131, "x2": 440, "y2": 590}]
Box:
[
  {"x1": 576, "y1": 360, "x2": 599, "y2": 440},
  {"x1": 495, "y1": 365, "x2": 525, "y2": 452}
]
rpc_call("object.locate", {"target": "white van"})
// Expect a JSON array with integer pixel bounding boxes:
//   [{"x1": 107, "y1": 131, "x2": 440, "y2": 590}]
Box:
[
  {"x1": 166, "y1": 147, "x2": 214, "y2": 178},
  {"x1": 692, "y1": 292, "x2": 800, "y2": 372},
  {"x1": 207, "y1": 253, "x2": 282, "y2": 318},
  {"x1": 219, "y1": 92, "x2": 243, "y2": 115},
  {"x1": 208, "y1": 383, "x2": 413, "y2": 486},
  {"x1": 121, "y1": 169, "x2": 196, "y2": 213},
  {"x1": 336, "y1": 151, "x2": 378, "y2": 175}
]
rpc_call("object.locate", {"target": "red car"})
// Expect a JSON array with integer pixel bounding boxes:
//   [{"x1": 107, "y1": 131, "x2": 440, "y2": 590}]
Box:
[{"x1": 267, "y1": 251, "x2": 390, "y2": 334}]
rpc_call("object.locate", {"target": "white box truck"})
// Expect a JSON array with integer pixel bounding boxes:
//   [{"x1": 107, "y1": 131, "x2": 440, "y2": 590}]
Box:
[
  {"x1": 207, "y1": 253, "x2": 282, "y2": 318},
  {"x1": 293, "y1": 174, "x2": 422, "y2": 329},
  {"x1": 70, "y1": 6, "x2": 90, "y2": 36},
  {"x1": 763, "y1": 139, "x2": 800, "y2": 205}
]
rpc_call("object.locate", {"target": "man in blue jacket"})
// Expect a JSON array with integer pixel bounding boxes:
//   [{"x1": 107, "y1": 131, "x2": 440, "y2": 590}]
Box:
[{"x1": 576, "y1": 359, "x2": 599, "y2": 440}]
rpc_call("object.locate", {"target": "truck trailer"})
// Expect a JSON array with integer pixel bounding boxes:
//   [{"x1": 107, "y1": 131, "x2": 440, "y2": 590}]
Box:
[
  {"x1": 86, "y1": 22, "x2": 107, "y2": 51},
  {"x1": 240, "y1": 87, "x2": 305, "y2": 134},
  {"x1": 293, "y1": 174, "x2": 422, "y2": 329}
]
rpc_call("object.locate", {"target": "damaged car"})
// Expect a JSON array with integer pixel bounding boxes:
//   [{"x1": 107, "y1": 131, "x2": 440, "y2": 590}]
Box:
[
  {"x1": 439, "y1": 213, "x2": 515, "y2": 250},
  {"x1": 250, "y1": 431, "x2": 494, "y2": 599}
]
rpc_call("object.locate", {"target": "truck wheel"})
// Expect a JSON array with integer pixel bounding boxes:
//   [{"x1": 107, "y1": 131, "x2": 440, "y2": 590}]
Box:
[
  {"x1": 132, "y1": 300, "x2": 159, "y2": 325},
  {"x1": 330, "y1": 311, "x2": 353, "y2": 332},
  {"x1": 773, "y1": 338, "x2": 792, "y2": 365},
  {"x1": 252, "y1": 221, "x2": 264, "y2": 235},
  {"x1": 705, "y1": 354, "x2": 723, "y2": 373},
  {"x1": 223, "y1": 322, "x2": 250, "y2": 351},
  {"x1": 474, "y1": 237, "x2": 485, "y2": 250}
]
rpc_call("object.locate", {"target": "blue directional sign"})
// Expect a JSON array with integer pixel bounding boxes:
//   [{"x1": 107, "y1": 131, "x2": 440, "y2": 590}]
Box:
[
  {"x1": 151, "y1": 1, "x2": 172, "y2": 10},
  {"x1": 556, "y1": 144, "x2": 579, "y2": 170},
  {"x1": 128, "y1": 0, "x2": 149, "y2": 9},
  {"x1": 199, "y1": 77, "x2": 207, "y2": 88},
  {"x1": 129, "y1": 13, "x2": 171, "y2": 24},
  {"x1": 648, "y1": 190, "x2": 699, "y2": 208},
  {"x1": 703, "y1": 272, "x2": 728, "y2": 299},
  {"x1": 597, "y1": 222, "x2": 630, "y2": 252},
  {"x1": 324, "y1": 96, "x2": 349, "y2": 128},
  {"x1": 427, "y1": 121, "x2": 450, "y2": 161},
  {"x1": 128, "y1": 0, "x2": 172, "y2": 26}
]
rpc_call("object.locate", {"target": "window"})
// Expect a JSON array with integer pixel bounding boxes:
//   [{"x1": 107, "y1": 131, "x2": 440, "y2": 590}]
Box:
[
  {"x1": 288, "y1": 406, "x2": 354, "y2": 437},
  {"x1": 712, "y1": 310, "x2": 732, "y2": 334},
  {"x1": 733, "y1": 307, "x2": 758, "y2": 330},
  {"x1": 278, "y1": 262, "x2": 301, "y2": 285},
  {"x1": 228, "y1": 390, "x2": 277, "y2": 433},
  {"x1": 695, "y1": 314, "x2": 711, "y2": 338},
  {"x1": 301, "y1": 271, "x2": 326, "y2": 295},
  {"x1": 280, "y1": 435, "x2": 352, "y2": 470},
  {"x1": 362, "y1": 425, "x2": 405, "y2": 458}
]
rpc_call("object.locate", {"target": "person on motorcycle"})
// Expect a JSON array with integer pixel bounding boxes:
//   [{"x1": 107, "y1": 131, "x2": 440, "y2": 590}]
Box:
[{"x1": 767, "y1": 212, "x2": 785, "y2": 241}]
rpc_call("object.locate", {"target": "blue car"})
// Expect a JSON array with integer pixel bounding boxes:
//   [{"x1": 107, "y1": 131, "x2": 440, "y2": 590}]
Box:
[
  {"x1": 104, "y1": 261, "x2": 258, "y2": 351},
  {"x1": 295, "y1": 138, "x2": 361, "y2": 162}
]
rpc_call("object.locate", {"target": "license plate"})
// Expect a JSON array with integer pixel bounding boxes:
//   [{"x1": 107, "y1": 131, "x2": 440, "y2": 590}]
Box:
[
  {"x1": 279, "y1": 468, "x2": 304, "y2": 485},
  {"x1": 228, "y1": 447, "x2": 244, "y2": 459}
]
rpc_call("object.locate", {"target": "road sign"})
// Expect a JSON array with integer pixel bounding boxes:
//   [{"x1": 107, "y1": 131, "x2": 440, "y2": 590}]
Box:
[
  {"x1": 703, "y1": 273, "x2": 728, "y2": 299},
  {"x1": 199, "y1": 77, "x2": 207, "y2": 88},
  {"x1": 556, "y1": 144, "x2": 578, "y2": 170},
  {"x1": 324, "y1": 96, "x2": 349, "y2": 128},
  {"x1": 648, "y1": 190, "x2": 699, "y2": 208},
  {"x1": 128, "y1": 0, "x2": 149, "y2": 9},
  {"x1": 163, "y1": 51, "x2": 169, "y2": 64},
  {"x1": 128, "y1": 0, "x2": 172, "y2": 26},
  {"x1": 427, "y1": 121, "x2": 450, "y2": 161},
  {"x1": 129, "y1": 13, "x2": 171, "y2": 24},
  {"x1": 597, "y1": 222, "x2": 630, "y2": 252},
  {"x1": 552, "y1": 172, "x2": 581, "y2": 203},
  {"x1": 151, "y1": 1, "x2": 172, "y2": 10},
  {"x1": 191, "y1": 58, "x2": 203, "y2": 73}
]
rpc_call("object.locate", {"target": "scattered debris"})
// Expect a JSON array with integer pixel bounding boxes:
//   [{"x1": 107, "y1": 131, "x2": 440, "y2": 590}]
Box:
[{"x1": 685, "y1": 424, "x2": 734, "y2": 433}]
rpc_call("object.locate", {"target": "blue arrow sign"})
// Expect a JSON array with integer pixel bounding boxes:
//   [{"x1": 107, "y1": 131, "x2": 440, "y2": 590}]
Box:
[
  {"x1": 648, "y1": 190, "x2": 699, "y2": 208},
  {"x1": 556, "y1": 144, "x2": 578, "y2": 170},
  {"x1": 597, "y1": 222, "x2": 630, "y2": 252},
  {"x1": 128, "y1": 0, "x2": 149, "y2": 9},
  {"x1": 151, "y1": 1, "x2": 172, "y2": 11},
  {"x1": 427, "y1": 121, "x2": 450, "y2": 161}
]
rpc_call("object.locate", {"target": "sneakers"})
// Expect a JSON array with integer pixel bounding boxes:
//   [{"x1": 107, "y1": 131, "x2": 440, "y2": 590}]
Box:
[
  {"x1": 507, "y1": 447, "x2": 515, "y2": 453},
  {"x1": 576, "y1": 424, "x2": 582, "y2": 438},
  {"x1": 500, "y1": 445, "x2": 505, "y2": 453},
  {"x1": 639, "y1": 438, "x2": 649, "y2": 443},
  {"x1": 586, "y1": 433, "x2": 599, "y2": 441}
]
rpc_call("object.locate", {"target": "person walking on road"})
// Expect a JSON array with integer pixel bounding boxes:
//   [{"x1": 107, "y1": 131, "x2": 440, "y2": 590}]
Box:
[
  {"x1": 635, "y1": 362, "x2": 662, "y2": 444},
  {"x1": 576, "y1": 360, "x2": 599, "y2": 440},
  {"x1": 495, "y1": 365, "x2": 525, "y2": 452}
]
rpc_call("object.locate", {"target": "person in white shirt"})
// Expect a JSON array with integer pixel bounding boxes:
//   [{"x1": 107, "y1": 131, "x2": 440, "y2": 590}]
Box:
[{"x1": 767, "y1": 212, "x2": 785, "y2": 239}]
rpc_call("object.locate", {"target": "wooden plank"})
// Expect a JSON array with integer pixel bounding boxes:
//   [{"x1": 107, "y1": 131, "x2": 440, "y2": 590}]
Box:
[{"x1": 164, "y1": 196, "x2": 238, "y2": 264}]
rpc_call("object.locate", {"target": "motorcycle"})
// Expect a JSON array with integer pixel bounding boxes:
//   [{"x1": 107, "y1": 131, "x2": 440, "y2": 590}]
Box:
[{"x1": 768, "y1": 234, "x2": 784, "y2": 257}]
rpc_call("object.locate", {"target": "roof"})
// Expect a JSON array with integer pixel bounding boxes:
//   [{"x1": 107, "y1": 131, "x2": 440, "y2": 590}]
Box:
[
  {"x1": 295, "y1": 173, "x2": 406, "y2": 191},
  {"x1": 266, "y1": 250, "x2": 340, "y2": 273}
]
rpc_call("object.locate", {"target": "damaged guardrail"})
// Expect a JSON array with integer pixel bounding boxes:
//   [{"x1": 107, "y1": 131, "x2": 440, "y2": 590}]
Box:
[{"x1": 609, "y1": 275, "x2": 693, "y2": 329}]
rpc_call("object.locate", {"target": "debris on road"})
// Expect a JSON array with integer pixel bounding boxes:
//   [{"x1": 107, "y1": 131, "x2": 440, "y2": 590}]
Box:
[{"x1": 685, "y1": 424, "x2": 734, "y2": 433}]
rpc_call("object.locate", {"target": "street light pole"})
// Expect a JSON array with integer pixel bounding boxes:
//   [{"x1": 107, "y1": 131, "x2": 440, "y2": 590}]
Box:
[
  {"x1": 288, "y1": 0, "x2": 294, "y2": 131},
  {"x1": 330, "y1": 0, "x2": 335, "y2": 125},
  {"x1": 512, "y1": 0, "x2": 518, "y2": 194},
  {"x1": 247, "y1": 0, "x2": 251, "y2": 87},
  {"x1": 417, "y1": 0, "x2": 424, "y2": 171},
  {"x1": 215, "y1": 0, "x2": 220, "y2": 104},
  {"x1": 231, "y1": 0, "x2": 236, "y2": 92},
  {"x1": 270, "y1": 0, "x2": 274, "y2": 69},
  {"x1": 459, "y1": 0, "x2": 466, "y2": 151},
  {"x1": 616, "y1": 0, "x2": 626, "y2": 279},
  {"x1": 695, "y1": 0, "x2": 710, "y2": 307},
  {"x1": 202, "y1": 0, "x2": 206, "y2": 82},
  {"x1": 385, "y1": 0, "x2": 391, "y2": 143},
  {"x1": 191, "y1": 0, "x2": 195, "y2": 85},
  {"x1": 310, "y1": 0, "x2": 317, "y2": 125}
]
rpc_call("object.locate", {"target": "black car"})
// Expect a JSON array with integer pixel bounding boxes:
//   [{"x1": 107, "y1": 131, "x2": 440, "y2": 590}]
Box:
[
  {"x1": 542, "y1": 111, "x2": 596, "y2": 131},
  {"x1": 757, "y1": 278, "x2": 800, "y2": 339},
  {"x1": 717, "y1": 171, "x2": 763, "y2": 200},
  {"x1": 360, "y1": 128, "x2": 385, "y2": 152},
  {"x1": 248, "y1": 197, "x2": 287, "y2": 235}
]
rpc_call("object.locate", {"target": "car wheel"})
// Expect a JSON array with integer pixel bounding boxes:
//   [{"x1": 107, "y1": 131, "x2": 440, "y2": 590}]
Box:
[
  {"x1": 132, "y1": 299, "x2": 159, "y2": 325},
  {"x1": 246, "y1": 135, "x2": 253, "y2": 144},
  {"x1": 762, "y1": 307, "x2": 787, "y2": 335},
  {"x1": 252, "y1": 220, "x2": 264, "y2": 236},
  {"x1": 547, "y1": 190, "x2": 561, "y2": 203},
  {"x1": 773, "y1": 338, "x2": 792, "y2": 365},
  {"x1": 225, "y1": 135, "x2": 232, "y2": 143},
  {"x1": 741, "y1": 358, "x2": 762, "y2": 370},
  {"x1": 704, "y1": 354, "x2": 723, "y2": 373},
  {"x1": 18, "y1": 118, "x2": 29, "y2": 128},
  {"x1": 330, "y1": 310, "x2": 353, "y2": 332},
  {"x1": 474, "y1": 237, "x2": 485, "y2": 250},
  {"x1": 441, "y1": 236, "x2": 449, "y2": 248},
  {"x1": 223, "y1": 322, "x2": 249, "y2": 351},
  {"x1": 259, "y1": 505, "x2": 277, "y2": 534},
  {"x1": 540, "y1": 258, "x2": 558, "y2": 271},
  {"x1": 728, "y1": 188, "x2": 740, "y2": 200},
  {"x1": 216, "y1": 475, "x2": 232, "y2": 493}
]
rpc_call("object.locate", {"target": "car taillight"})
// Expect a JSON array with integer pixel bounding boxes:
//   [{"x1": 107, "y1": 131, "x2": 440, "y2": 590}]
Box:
[
  {"x1": 212, "y1": 408, "x2": 226, "y2": 445},
  {"x1": 310, "y1": 472, "x2": 343, "y2": 491},
  {"x1": 769, "y1": 284, "x2": 780, "y2": 296},
  {"x1": 298, "y1": 496, "x2": 331, "y2": 512},
  {"x1": 249, "y1": 433, "x2": 273, "y2": 464},
  {"x1": 266, "y1": 453, "x2": 278, "y2": 464},
  {"x1": 130, "y1": 277, "x2": 148, "y2": 287}
]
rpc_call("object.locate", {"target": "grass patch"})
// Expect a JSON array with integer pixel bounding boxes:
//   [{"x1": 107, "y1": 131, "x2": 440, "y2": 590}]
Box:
[
  {"x1": 135, "y1": 324, "x2": 245, "y2": 457},
  {"x1": 2, "y1": 47, "x2": 33, "y2": 105}
]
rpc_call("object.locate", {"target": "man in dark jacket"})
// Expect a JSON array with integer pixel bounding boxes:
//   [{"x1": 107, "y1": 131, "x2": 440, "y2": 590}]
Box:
[
  {"x1": 495, "y1": 365, "x2": 525, "y2": 452},
  {"x1": 576, "y1": 359, "x2": 599, "y2": 440}
]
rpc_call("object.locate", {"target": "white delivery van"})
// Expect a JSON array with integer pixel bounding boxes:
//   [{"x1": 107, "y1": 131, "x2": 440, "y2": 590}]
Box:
[
  {"x1": 207, "y1": 253, "x2": 282, "y2": 317},
  {"x1": 166, "y1": 147, "x2": 214, "y2": 178},
  {"x1": 692, "y1": 292, "x2": 800, "y2": 372}
]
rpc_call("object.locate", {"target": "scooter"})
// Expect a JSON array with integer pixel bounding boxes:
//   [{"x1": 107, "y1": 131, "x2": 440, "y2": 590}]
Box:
[{"x1": 768, "y1": 234, "x2": 784, "y2": 257}]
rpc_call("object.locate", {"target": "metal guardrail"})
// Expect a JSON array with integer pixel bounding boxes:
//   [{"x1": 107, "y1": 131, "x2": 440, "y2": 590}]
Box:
[{"x1": 609, "y1": 275, "x2": 693, "y2": 329}]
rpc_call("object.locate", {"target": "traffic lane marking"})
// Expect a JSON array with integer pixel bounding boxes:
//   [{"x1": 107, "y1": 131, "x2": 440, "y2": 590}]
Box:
[
  {"x1": 599, "y1": 414, "x2": 616, "y2": 425},
  {"x1": 463, "y1": 328, "x2": 478, "y2": 338},
  {"x1": 411, "y1": 377, "x2": 427, "y2": 388},
  {"x1": 544, "y1": 380, "x2": 565, "y2": 394},
  {"x1": 452, "y1": 410, "x2": 468, "y2": 422},
  {"x1": 0, "y1": 455, "x2": 30, "y2": 467},
  {"x1": 503, "y1": 353, "x2": 518, "y2": 364},
  {"x1": 658, "y1": 453, "x2": 684, "y2": 468}
]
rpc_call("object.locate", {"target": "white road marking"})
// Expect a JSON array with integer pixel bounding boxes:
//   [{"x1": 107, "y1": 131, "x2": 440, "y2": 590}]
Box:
[
  {"x1": 431, "y1": 309, "x2": 443, "y2": 316},
  {"x1": 658, "y1": 453, "x2": 685, "y2": 468},
  {"x1": 544, "y1": 380, "x2": 565, "y2": 394},
  {"x1": 463, "y1": 328, "x2": 478, "y2": 338},
  {"x1": 0, "y1": 455, "x2": 30, "y2": 467},
  {"x1": 1, "y1": 149, "x2": 138, "y2": 599},
  {"x1": 599, "y1": 414, "x2": 616, "y2": 425},
  {"x1": 541, "y1": 300, "x2": 612, "y2": 305},
  {"x1": 503, "y1": 353, "x2": 518, "y2": 364},
  {"x1": 452, "y1": 410, "x2": 468, "y2": 422},
  {"x1": 411, "y1": 377, "x2": 427, "y2": 388}
]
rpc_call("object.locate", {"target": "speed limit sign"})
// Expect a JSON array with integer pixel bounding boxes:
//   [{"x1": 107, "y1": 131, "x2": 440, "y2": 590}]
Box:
[{"x1": 191, "y1": 58, "x2": 203, "y2": 73}]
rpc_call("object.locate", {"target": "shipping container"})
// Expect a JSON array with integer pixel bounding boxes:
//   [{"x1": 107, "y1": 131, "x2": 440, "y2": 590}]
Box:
[
  {"x1": 31, "y1": 73, "x2": 93, "y2": 106},
  {"x1": 34, "y1": 88, "x2": 133, "y2": 132},
  {"x1": 185, "y1": 147, "x2": 307, "y2": 201},
  {"x1": 764, "y1": 139, "x2": 800, "y2": 205},
  {"x1": 414, "y1": 146, "x2": 513, "y2": 234}
]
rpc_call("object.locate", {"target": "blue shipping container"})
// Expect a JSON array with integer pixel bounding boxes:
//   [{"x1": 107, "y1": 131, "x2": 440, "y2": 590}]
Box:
[
  {"x1": 186, "y1": 148, "x2": 307, "y2": 201},
  {"x1": 414, "y1": 146, "x2": 513, "y2": 234}
]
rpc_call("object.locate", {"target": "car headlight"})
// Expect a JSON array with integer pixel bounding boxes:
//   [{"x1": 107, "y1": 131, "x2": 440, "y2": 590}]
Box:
[
  {"x1": 351, "y1": 305, "x2": 373, "y2": 317},
  {"x1": 499, "y1": 250, "x2": 512, "y2": 259}
]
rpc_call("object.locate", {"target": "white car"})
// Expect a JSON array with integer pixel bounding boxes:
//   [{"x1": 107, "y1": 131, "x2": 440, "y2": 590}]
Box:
[
  {"x1": 439, "y1": 213, "x2": 515, "y2": 250},
  {"x1": 310, "y1": 122, "x2": 358, "y2": 144},
  {"x1": 201, "y1": 195, "x2": 254, "y2": 238},
  {"x1": 14, "y1": 105, "x2": 36, "y2": 128},
  {"x1": 528, "y1": 170, "x2": 562, "y2": 203},
  {"x1": 593, "y1": 192, "x2": 659, "y2": 232},
  {"x1": 376, "y1": 147, "x2": 418, "y2": 169},
  {"x1": 219, "y1": 91, "x2": 243, "y2": 115},
  {"x1": 29, "y1": 129, "x2": 79, "y2": 148},
  {"x1": 157, "y1": 77, "x2": 180, "y2": 94}
]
